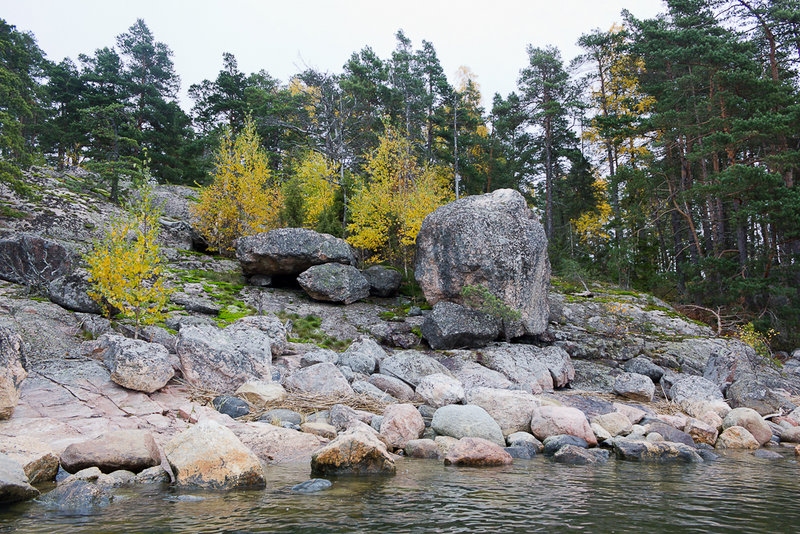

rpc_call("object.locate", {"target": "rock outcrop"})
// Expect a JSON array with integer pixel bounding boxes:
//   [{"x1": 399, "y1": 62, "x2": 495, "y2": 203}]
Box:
[
  {"x1": 415, "y1": 189, "x2": 550, "y2": 337},
  {"x1": 0, "y1": 326, "x2": 26, "y2": 419}
]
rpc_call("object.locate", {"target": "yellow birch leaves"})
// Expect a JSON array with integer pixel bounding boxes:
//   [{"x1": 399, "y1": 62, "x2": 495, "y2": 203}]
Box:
[
  {"x1": 192, "y1": 117, "x2": 282, "y2": 254},
  {"x1": 347, "y1": 126, "x2": 453, "y2": 264},
  {"x1": 84, "y1": 182, "x2": 169, "y2": 337}
]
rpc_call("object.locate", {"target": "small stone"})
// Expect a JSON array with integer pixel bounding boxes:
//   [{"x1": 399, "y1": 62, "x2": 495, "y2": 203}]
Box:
[
  {"x1": 301, "y1": 422, "x2": 337, "y2": 440},
  {"x1": 754, "y1": 449, "x2": 783, "y2": 460},
  {"x1": 593, "y1": 412, "x2": 633, "y2": 437},
  {"x1": 0, "y1": 453, "x2": 39, "y2": 504},
  {"x1": 553, "y1": 444, "x2": 604, "y2": 465},
  {"x1": 329, "y1": 404, "x2": 374, "y2": 431},
  {"x1": 292, "y1": 479, "x2": 332, "y2": 493},
  {"x1": 591, "y1": 422, "x2": 613, "y2": 442},
  {"x1": 235, "y1": 381, "x2": 287, "y2": 406},
  {"x1": 311, "y1": 427, "x2": 395, "y2": 476},
  {"x1": 134, "y1": 466, "x2": 170, "y2": 484},
  {"x1": 97, "y1": 470, "x2": 136, "y2": 487},
  {"x1": 645, "y1": 422, "x2": 695, "y2": 448},
  {"x1": 212, "y1": 395, "x2": 250, "y2": 418},
  {"x1": 623, "y1": 357, "x2": 664, "y2": 383},
  {"x1": 613, "y1": 403, "x2": 647, "y2": 425},
  {"x1": 261, "y1": 409, "x2": 304, "y2": 426}
]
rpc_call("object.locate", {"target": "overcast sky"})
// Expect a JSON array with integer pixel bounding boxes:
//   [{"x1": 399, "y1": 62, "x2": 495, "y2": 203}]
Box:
[{"x1": 3, "y1": 0, "x2": 666, "y2": 110}]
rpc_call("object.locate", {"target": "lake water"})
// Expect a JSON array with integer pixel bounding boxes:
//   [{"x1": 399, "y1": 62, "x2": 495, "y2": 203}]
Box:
[{"x1": 2, "y1": 452, "x2": 800, "y2": 533}]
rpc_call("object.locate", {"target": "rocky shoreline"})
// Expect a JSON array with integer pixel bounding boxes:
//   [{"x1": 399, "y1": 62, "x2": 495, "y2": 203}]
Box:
[{"x1": 2, "y1": 169, "x2": 800, "y2": 509}]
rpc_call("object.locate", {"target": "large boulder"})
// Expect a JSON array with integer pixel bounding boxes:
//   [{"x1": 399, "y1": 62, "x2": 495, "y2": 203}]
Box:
[
  {"x1": 38, "y1": 479, "x2": 113, "y2": 511},
  {"x1": 284, "y1": 362, "x2": 354, "y2": 397},
  {"x1": 59, "y1": 430, "x2": 160, "y2": 474},
  {"x1": 311, "y1": 427, "x2": 396, "y2": 476},
  {"x1": 0, "y1": 233, "x2": 73, "y2": 288},
  {"x1": 379, "y1": 350, "x2": 451, "y2": 387},
  {"x1": 715, "y1": 426, "x2": 760, "y2": 449},
  {"x1": 725, "y1": 376, "x2": 795, "y2": 416},
  {"x1": 529, "y1": 406, "x2": 597, "y2": 446},
  {"x1": 297, "y1": 263, "x2": 370, "y2": 304},
  {"x1": 454, "y1": 362, "x2": 514, "y2": 391},
  {"x1": 236, "y1": 228, "x2": 356, "y2": 277},
  {"x1": 98, "y1": 335, "x2": 174, "y2": 393},
  {"x1": 0, "y1": 326, "x2": 26, "y2": 419},
  {"x1": 176, "y1": 320, "x2": 274, "y2": 393},
  {"x1": 613, "y1": 372, "x2": 655, "y2": 402},
  {"x1": 416, "y1": 373, "x2": 466, "y2": 408},
  {"x1": 380, "y1": 404, "x2": 425, "y2": 449},
  {"x1": 420, "y1": 302, "x2": 500, "y2": 350},
  {"x1": 362, "y1": 266, "x2": 402, "y2": 297},
  {"x1": 414, "y1": 189, "x2": 550, "y2": 337},
  {"x1": 430, "y1": 404, "x2": 505, "y2": 446},
  {"x1": 47, "y1": 269, "x2": 103, "y2": 313},
  {"x1": 667, "y1": 375, "x2": 724, "y2": 404},
  {"x1": 0, "y1": 453, "x2": 39, "y2": 504},
  {"x1": 443, "y1": 437, "x2": 514, "y2": 467},
  {"x1": 474, "y1": 343, "x2": 575, "y2": 392},
  {"x1": 164, "y1": 420, "x2": 265, "y2": 489},
  {"x1": 368, "y1": 374, "x2": 416, "y2": 402},
  {"x1": 465, "y1": 387, "x2": 539, "y2": 436},
  {"x1": 340, "y1": 337, "x2": 386, "y2": 375}
]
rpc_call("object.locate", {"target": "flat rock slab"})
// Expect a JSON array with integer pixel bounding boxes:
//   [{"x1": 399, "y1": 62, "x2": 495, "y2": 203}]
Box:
[
  {"x1": 236, "y1": 228, "x2": 356, "y2": 277},
  {"x1": 60, "y1": 429, "x2": 160, "y2": 474}
]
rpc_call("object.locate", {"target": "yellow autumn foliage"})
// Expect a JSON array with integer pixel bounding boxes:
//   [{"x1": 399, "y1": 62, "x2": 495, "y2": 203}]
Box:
[
  {"x1": 192, "y1": 117, "x2": 283, "y2": 254},
  {"x1": 84, "y1": 182, "x2": 170, "y2": 337},
  {"x1": 347, "y1": 127, "x2": 453, "y2": 266},
  {"x1": 294, "y1": 151, "x2": 338, "y2": 227},
  {"x1": 572, "y1": 175, "x2": 613, "y2": 246}
]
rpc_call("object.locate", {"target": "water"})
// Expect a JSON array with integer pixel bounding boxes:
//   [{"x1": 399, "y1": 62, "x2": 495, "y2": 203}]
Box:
[{"x1": 3, "y1": 452, "x2": 800, "y2": 533}]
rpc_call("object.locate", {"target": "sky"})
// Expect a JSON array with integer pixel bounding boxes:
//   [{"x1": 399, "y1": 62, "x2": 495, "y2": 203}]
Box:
[{"x1": 2, "y1": 0, "x2": 666, "y2": 111}]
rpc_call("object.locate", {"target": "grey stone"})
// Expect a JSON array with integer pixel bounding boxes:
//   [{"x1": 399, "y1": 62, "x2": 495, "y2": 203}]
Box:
[
  {"x1": 352, "y1": 380, "x2": 395, "y2": 402},
  {"x1": 98, "y1": 334, "x2": 174, "y2": 393},
  {"x1": 176, "y1": 319, "x2": 274, "y2": 393},
  {"x1": 754, "y1": 449, "x2": 783, "y2": 460},
  {"x1": 645, "y1": 422, "x2": 695, "y2": 448},
  {"x1": 340, "y1": 337, "x2": 385, "y2": 375},
  {"x1": 505, "y1": 444, "x2": 537, "y2": 459},
  {"x1": 623, "y1": 357, "x2": 664, "y2": 383},
  {"x1": 726, "y1": 376, "x2": 796, "y2": 416},
  {"x1": 465, "y1": 387, "x2": 539, "y2": 436},
  {"x1": 474, "y1": 343, "x2": 553, "y2": 392},
  {"x1": 39, "y1": 480, "x2": 112, "y2": 510},
  {"x1": 415, "y1": 189, "x2": 550, "y2": 337},
  {"x1": 379, "y1": 350, "x2": 451, "y2": 387},
  {"x1": 416, "y1": 373, "x2": 466, "y2": 408},
  {"x1": 292, "y1": 478, "x2": 332, "y2": 493},
  {"x1": 362, "y1": 266, "x2": 402, "y2": 297},
  {"x1": 261, "y1": 409, "x2": 304, "y2": 426},
  {"x1": 0, "y1": 453, "x2": 39, "y2": 504},
  {"x1": 667, "y1": 375, "x2": 724, "y2": 404},
  {"x1": 420, "y1": 301, "x2": 500, "y2": 350},
  {"x1": 542, "y1": 435, "x2": 589, "y2": 456},
  {"x1": 284, "y1": 363, "x2": 354, "y2": 397},
  {"x1": 47, "y1": 269, "x2": 102, "y2": 313},
  {"x1": 368, "y1": 374, "x2": 416, "y2": 402},
  {"x1": 0, "y1": 233, "x2": 73, "y2": 288},
  {"x1": 613, "y1": 440, "x2": 703, "y2": 462},
  {"x1": 553, "y1": 445, "x2": 608, "y2": 465},
  {"x1": 59, "y1": 430, "x2": 160, "y2": 474},
  {"x1": 298, "y1": 263, "x2": 370, "y2": 305},
  {"x1": 0, "y1": 326, "x2": 26, "y2": 420},
  {"x1": 507, "y1": 432, "x2": 543, "y2": 452},
  {"x1": 236, "y1": 228, "x2": 356, "y2": 277},
  {"x1": 430, "y1": 404, "x2": 505, "y2": 446},
  {"x1": 697, "y1": 450, "x2": 719, "y2": 462},
  {"x1": 614, "y1": 372, "x2": 655, "y2": 402},
  {"x1": 300, "y1": 348, "x2": 339, "y2": 367},
  {"x1": 454, "y1": 361, "x2": 514, "y2": 391},
  {"x1": 212, "y1": 395, "x2": 250, "y2": 418}
]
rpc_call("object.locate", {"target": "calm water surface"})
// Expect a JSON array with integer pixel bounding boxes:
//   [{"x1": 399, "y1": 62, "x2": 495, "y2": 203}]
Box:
[{"x1": 2, "y1": 452, "x2": 800, "y2": 533}]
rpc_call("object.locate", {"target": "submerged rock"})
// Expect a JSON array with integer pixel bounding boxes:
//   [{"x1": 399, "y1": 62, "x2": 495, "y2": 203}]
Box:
[
  {"x1": 292, "y1": 478, "x2": 332, "y2": 493},
  {"x1": 0, "y1": 453, "x2": 39, "y2": 504},
  {"x1": 415, "y1": 189, "x2": 550, "y2": 338},
  {"x1": 39, "y1": 480, "x2": 112, "y2": 510},
  {"x1": 165, "y1": 420, "x2": 265, "y2": 489},
  {"x1": 311, "y1": 427, "x2": 396, "y2": 476},
  {"x1": 443, "y1": 437, "x2": 513, "y2": 467},
  {"x1": 613, "y1": 440, "x2": 703, "y2": 462}
]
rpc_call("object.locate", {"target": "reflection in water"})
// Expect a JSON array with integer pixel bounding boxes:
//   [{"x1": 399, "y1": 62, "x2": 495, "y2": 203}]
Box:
[{"x1": 2, "y1": 453, "x2": 800, "y2": 533}]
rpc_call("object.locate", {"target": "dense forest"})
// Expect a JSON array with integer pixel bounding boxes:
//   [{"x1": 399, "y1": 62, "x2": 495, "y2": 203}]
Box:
[{"x1": 2, "y1": 0, "x2": 799, "y2": 349}]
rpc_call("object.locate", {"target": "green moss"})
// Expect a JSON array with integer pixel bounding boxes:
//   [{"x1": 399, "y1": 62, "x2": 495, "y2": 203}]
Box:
[
  {"x1": 276, "y1": 311, "x2": 350, "y2": 350},
  {"x1": 0, "y1": 205, "x2": 27, "y2": 218}
]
